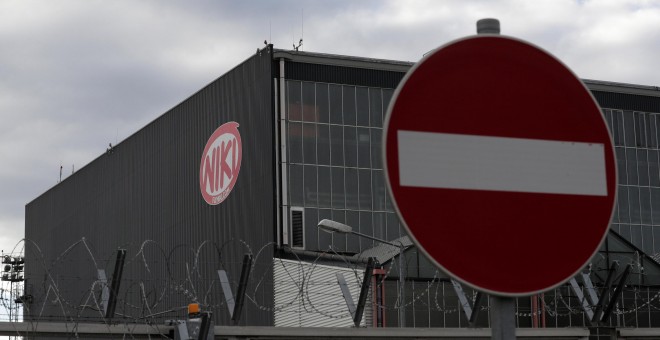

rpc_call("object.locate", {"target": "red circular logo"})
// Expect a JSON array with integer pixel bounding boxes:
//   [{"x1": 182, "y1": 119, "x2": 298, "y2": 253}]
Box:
[{"x1": 199, "y1": 122, "x2": 242, "y2": 205}]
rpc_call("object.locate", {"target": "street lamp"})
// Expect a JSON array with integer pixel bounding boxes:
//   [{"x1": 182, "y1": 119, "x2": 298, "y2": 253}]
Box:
[{"x1": 318, "y1": 219, "x2": 407, "y2": 327}]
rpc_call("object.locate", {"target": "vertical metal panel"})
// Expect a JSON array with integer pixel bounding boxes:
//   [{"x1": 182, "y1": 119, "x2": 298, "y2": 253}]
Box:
[{"x1": 25, "y1": 47, "x2": 275, "y2": 325}]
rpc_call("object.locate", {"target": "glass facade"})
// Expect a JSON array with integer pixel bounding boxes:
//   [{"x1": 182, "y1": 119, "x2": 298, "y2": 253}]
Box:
[
  {"x1": 280, "y1": 71, "x2": 660, "y2": 329},
  {"x1": 603, "y1": 109, "x2": 660, "y2": 256},
  {"x1": 285, "y1": 80, "x2": 403, "y2": 253},
  {"x1": 285, "y1": 80, "x2": 660, "y2": 261}
]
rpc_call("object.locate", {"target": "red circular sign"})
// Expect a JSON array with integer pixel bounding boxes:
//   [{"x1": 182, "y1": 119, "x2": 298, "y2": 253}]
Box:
[
  {"x1": 200, "y1": 122, "x2": 242, "y2": 205},
  {"x1": 383, "y1": 36, "x2": 616, "y2": 296}
]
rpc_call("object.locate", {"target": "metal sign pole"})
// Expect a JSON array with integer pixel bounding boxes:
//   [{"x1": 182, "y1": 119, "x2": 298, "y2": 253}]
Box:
[
  {"x1": 490, "y1": 295, "x2": 516, "y2": 340},
  {"x1": 477, "y1": 19, "x2": 517, "y2": 339}
]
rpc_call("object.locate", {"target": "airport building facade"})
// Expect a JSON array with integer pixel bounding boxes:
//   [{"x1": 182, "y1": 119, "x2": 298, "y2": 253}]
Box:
[{"x1": 24, "y1": 44, "x2": 660, "y2": 331}]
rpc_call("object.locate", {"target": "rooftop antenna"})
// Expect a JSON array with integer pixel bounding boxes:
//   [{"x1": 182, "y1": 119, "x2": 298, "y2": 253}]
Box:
[
  {"x1": 59, "y1": 163, "x2": 62, "y2": 183},
  {"x1": 293, "y1": 10, "x2": 304, "y2": 52}
]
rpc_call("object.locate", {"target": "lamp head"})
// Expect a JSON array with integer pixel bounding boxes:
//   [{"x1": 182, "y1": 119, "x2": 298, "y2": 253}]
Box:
[{"x1": 317, "y1": 219, "x2": 352, "y2": 234}]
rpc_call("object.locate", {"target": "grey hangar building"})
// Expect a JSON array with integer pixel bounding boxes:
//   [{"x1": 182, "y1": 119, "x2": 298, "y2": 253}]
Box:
[{"x1": 20, "y1": 44, "x2": 660, "y2": 337}]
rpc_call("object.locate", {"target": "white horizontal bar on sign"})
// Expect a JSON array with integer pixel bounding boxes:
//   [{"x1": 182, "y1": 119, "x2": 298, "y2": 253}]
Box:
[{"x1": 397, "y1": 130, "x2": 607, "y2": 196}]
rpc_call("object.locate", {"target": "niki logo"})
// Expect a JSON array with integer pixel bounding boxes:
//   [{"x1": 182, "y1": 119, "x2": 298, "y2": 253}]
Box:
[{"x1": 200, "y1": 122, "x2": 242, "y2": 205}]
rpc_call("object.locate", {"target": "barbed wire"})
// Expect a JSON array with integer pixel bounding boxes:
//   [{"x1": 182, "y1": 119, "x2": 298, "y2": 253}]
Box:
[{"x1": 1, "y1": 237, "x2": 660, "y2": 337}]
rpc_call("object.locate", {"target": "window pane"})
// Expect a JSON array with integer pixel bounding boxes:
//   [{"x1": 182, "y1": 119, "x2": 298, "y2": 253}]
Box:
[
  {"x1": 620, "y1": 224, "x2": 632, "y2": 243},
  {"x1": 372, "y1": 170, "x2": 386, "y2": 211},
  {"x1": 332, "y1": 167, "x2": 345, "y2": 209},
  {"x1": 343, "y1": 86, "x2": 356, "y2": 126},
  {"x1": 647, "y1": 114, "x2": 656, "y2": 148},
  {"x1": 359, "y1": 169, "x2": 372, "y2": 211},
  {"x1": 288, "y1": 121, "x2": 303, "y2": 164},
  {"x1": 302, "y1": 82, "x2": 317, "y2": 122},
  {"x1": 654, "y1": 226, "x2": 660, "y2": 254},
  {"x1": 316, "y1": 83, "x2": 329, "y2": 124},
  {"x1": 302, "y1": 123, "x2": 317, "y2": 164},
  {"x1": 319, "y1": 208, "x2": 332, "y2": 249},
  {"x1": 627, "y1": 149, "x2": 638, "y2": 185},
  {"x1": 603, "y1": 109, "x2": 613, "y2": 135},
  {"x1": 330, "y1": 125, "x2": 344, "y2": 166},
  {"x1": 344, "y1": 126, "x2": 358, "y2": 167},
  {"x1": 652, "y1": 188, "x2": 660, "y2": 224},
  {"x1": 304, "y1": 165, "x2": 317, "y2": 207},
  {"x1": 616, "y1": 147, "x2": 627, "y2": 185},
  {"x1": 346, "y1": 210, "x2": 360, "y2": 253},
  {"x1": 385, "y1": 185, "x2": 394, "y2": 212},
  {"x1": 612, "y1": 195, "x2": 620, "y2": 223},
  {"x1": 360, "y1": 211, "x2": 374, "y2": 249},
  {"x1": 345, "y1": 168, "x2": 359, "y2": 209},
  {"x1": 639, "y1": 149, "x2": 649, "y2": 187},
  {"x1": 356, "y1": 87, "x2": 370, "y2": 126},
  {"x1": 612, "y1": 110, "x2": 623, "y2": 146},
  {"x1": 289, "y1": 164, "x2": 304, "y2": 206},
  {"x1": 386, "y1": 212, "x2": 401, "y2": 240},
  {"x1": 317, "y1": 124, "x2": 330, "y2": 165},
  {"x1": 623, "y1": 110, "x2": 635, "y2": 147},
  {"x1": 632, "y1": 224, "x2": 643, "y2": 248},
  {"x1": 357, "y1": 127, "x2": 371, "y2": 168},
  {"x1": 305, "y1": 207, "x2": 319, "y2": 250},
  {"x1": 635, "y1": 112, "x2": 646, "y2": 147},
  {"x1": 369, "y1": 88, "x2": 383, "y2": 128},
  {"x1": 383, "y1": 89, "x2": 394, "y2": 113},
  {"x1": 656, "y1": 114, "x2": 660, "y2": 148},
  {"x1": 332, "y1": 209, "x2": 347, "y2": 251},
  {"x1": 371, "y1": 128, "x2": 383, "y2": 169},
  {"x1": 618, "y1": 186, "x2": 630, "y2": 223},
  {"x1": 641, "y1": 187, "x2": 652, "y2": 224},
  {"x1": 318, "y1": 166, "x2": 331, "y2": 208},
  {"x1": 329, "y1": 84, "x2": 342, "y2": 124},
  {"x1": 373, "y1": 212, "x2": 386, "y2": 243},
  {"x1": 287, "y1": 81, "x2": 302, "y2": 121},
  {"x1": 630, "y1": 186, "x2": 641, "y2": 223},
  {"x1": 650, "y1": 150, "x2": 660, "y2": 187},
  {"x1": 643, "y1": 225, "x2": 654, "y2": 255}
]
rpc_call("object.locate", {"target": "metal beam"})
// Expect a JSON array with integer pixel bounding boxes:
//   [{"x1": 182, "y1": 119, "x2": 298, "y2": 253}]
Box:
[
  {"x1": 354, "y1": 258, "x2": 376, "y2": 327},
  {"x1": 451, "y1": 279, "x2": 473, "y2": 320},
  {"x1": 105, "y1": 249, "x2": 126, "y2": 320},
  {"x1": 337, "y1": 273, "x2": 356, "y2": 319},
  {"x1": 198, "y1": 312, "x2": 211, "y2": 340},
  {"x1": 469, "y1": 292, "x2": 483, "y2": 327},
  {"x1": 97, "y1": 269, "x2": 109, "y2": 314},
  {"x1": 218, "y1": 269, "x2": 235, "y2": 317},
  {"x1": 601, "y1": 264, "x2": 632, "y2": 322},
  {"x1": 451, "y1": 279, "x2": 482, "y2": 327},
  {"x1": 580, "y1": 272, "x2": 599, "y2": 306},
  {"x1": 568, "y1": 278, "x2": 594, "y2": 321},
  {"x1": 592, "y1": 261, "x2": 619, "y2": 323},
  {"x1": 231, "y1": 254, "x2": 253, "y2": 325}
]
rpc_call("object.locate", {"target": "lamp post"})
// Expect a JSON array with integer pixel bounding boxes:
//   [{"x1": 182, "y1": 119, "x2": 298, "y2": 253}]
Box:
[{"x1": 318, "y1": 219, "x2": 406, "y2": 327}]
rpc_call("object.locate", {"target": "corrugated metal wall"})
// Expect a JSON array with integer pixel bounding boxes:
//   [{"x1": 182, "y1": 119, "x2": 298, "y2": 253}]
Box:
[
  {"x1": 24, "y1": 47, "x2": 275, "y2": 326},
  {"x1": 273, "y1": 258, "x2": 371, "y2": 327},
  {"x1": 591, "y1": 91, "x2": 660, "y2": 113},
  {"x1": 283, "y1": 61, "x2": 406, "y2": 88}
]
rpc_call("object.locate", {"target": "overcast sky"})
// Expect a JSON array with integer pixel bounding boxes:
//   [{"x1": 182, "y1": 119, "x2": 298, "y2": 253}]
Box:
[{"x1": 0, "y1": 0, "x2": 659, "y2": 255}]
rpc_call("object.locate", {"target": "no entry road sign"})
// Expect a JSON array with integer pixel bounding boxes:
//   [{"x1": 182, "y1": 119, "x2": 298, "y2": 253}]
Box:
[{"x1": 383, "y1": 35, "x2": 617, "y2": 296}]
